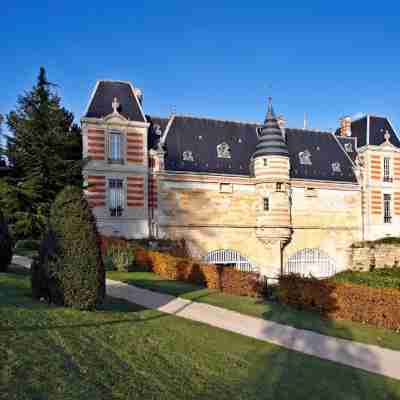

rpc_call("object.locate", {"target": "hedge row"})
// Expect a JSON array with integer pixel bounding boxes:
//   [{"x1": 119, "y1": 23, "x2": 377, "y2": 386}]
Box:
[
  {"x1": 101, "y1": 237, "x2": 262, "y2": 297},
  {"x1": 99, "y1": 236, "x2": 188, "y2": 258},
  {"x1": 279, "y1": 274, "x2": 400, "y2": 331},
  {"x1": 139, "y1": 249, "x2": 262, "y2": 296}
]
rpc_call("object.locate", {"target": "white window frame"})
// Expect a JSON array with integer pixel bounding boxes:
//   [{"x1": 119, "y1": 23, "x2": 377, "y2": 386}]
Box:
[
  {"x1": 106, "y1": 129, "x2": 125, "y2": 164},
  {"x1": 383, "y1": 157, "x2": 392, "y2": 182},
  {"x1": 108, "y1": 177, "x2": 126, "y2": 217}
]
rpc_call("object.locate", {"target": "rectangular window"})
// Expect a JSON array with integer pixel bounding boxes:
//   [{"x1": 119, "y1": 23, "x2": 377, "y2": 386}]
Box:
[
  {"x1": 109, "y1": 179, "x2": 124, "y2": 217},
  {"x1": 220, "y1": 183, "x2": 233, "y2": 193},
  {"x1": 383, "y1": 157, "x2": 392, "y2": 182},
  {"x1": 276, "y1": 183, "x2": 283, "y2": 192},
  {"x1": 263, "y1": 197, "x2": 269, "y2": 211},
  {"x1": 108, "y1": 131, "x2": 123, "y2": 163},
  {"x1": 305, "y1": 187, "x2": 317, "y2": 197},
  {"x1": 263, "y1": 158, "x2": 268, "y2": 167},
  {"x1": 384, "y1": 193, "x2": 392, "y2": 223}
]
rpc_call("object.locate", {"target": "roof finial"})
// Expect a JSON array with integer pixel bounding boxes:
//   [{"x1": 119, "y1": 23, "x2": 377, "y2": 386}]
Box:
[
  {"x1": 265, "y1": 96, "x2": 275, "y2": 122},
  {"x1": 384, "y1": 129, "x2": 391, "y2": 144},
  {"x1": 112, "y1": 97, "x2": 120, "y2": 114}
]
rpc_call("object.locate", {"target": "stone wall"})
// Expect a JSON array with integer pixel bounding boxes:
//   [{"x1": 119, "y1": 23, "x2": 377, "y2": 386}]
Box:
[
  {"x1": 157, "y1": 174, "x2": 363, "y2": 276},
  {"x1": 349, "y1": 244, "x2": 400, "y2": 271}
]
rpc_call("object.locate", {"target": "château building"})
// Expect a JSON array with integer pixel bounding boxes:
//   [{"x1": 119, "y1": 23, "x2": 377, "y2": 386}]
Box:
[{"x1": 81, "y1": 80, "x2": 400, "y2": 277}]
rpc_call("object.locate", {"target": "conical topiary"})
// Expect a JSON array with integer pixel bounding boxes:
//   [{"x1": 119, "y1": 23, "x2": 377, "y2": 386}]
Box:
[
  {"x1": 0, "y1": 210, "x2": 13, "y2": 272},
  {"x1": 32, "y1": 186, "x2": 105, "y2": 309}
]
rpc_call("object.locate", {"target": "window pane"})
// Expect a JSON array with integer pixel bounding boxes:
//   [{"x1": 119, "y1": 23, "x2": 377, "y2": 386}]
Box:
[
  {"x1": 109, "y1": 132, "x2": 122, "y2": 161},
  {"x1": 109, "y1": 179, "x2": 124, "y2": 217}
]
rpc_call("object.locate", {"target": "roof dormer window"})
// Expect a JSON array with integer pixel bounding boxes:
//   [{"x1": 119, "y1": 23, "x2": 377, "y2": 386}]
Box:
[
  {"x1": 344, "y1": 143, "x2": 353, "y2": 152},
  {"x1": 332, "y1": 162, "x2": 341, "y2": 173},
  {"x1": 299, "y1": 150, "x2": 312, "y2": 165},
  {"x1": 217, "y1": 142, "x2": 231, "y2": 159},
  {"x1": 182, "y1": 150, "x2": 194, "y2": 162}
]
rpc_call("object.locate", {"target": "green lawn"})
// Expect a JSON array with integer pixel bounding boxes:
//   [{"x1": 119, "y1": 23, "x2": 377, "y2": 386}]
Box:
[
  {"x1": 1, "y1": 270, "x2": 400, "y2": 399},
  {"x1": 107, "y1": 271, "x2": 400, "y2": 351},
  {"x1": 332, "y1": 268, "x2": 400, "y2": 289}
]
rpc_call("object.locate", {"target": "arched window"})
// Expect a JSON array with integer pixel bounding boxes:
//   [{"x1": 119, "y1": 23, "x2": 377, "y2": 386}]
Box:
[
  {"x1": 204, "y1": 249, "x2": 259, "y2": 272},
  {"x1": 285, "y1": 248, "x2": 337, "y2": 278}
]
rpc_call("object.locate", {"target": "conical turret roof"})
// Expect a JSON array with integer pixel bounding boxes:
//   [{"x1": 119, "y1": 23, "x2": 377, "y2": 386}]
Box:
[{"x1": 253, "y1": 98, "x2": 289, "y2": 158}]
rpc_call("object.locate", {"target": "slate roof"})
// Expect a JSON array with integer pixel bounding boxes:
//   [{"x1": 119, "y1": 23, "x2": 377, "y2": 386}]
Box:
[
  {"x1": 336, "y1": 136, "x2": 358, "y2": 162},
  {"x1": 335, "y1": 115, "x2": 400, "y2": 148},
  {"x1": 286, "y1": 129, "x2": 356, "y2": 182},
  {"x1": 85, "y1": 81, "x2": 146, "y2": 122},
  {"x1": 158, "y1": 115, "x2": 357, "y2": 182},
  {"x1": 253, "y1": 99, "x2": 289, "y2": 158},
  {"x1": 147, "y1": 115, "x2": 169, "y2": 149}
]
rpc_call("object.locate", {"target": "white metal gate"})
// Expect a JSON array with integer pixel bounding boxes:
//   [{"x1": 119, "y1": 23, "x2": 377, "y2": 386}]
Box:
[
  {"x1": 204, "y1": 249, "x2": 259, "y2": 273},
  {"x1": 285, "y1": 248, "x2": 337, "y2": 278}
]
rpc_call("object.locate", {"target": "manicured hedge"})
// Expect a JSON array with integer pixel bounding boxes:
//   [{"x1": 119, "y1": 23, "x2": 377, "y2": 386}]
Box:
[
  {"x1": 32, "y1": 186, "x2": 105, "y2": 309},
  {"x1": 101, "y1": 236, "x2": 262, "y2": 297},
  {"x1": 279, "y1": 274, "x2": 400, "y2": 331},
  {"x1": 0, "y1": 210, "x2": 13, "y2": 272},
  {"x1": 141, "y1": 250, "x2": 262, "y2": 297}
]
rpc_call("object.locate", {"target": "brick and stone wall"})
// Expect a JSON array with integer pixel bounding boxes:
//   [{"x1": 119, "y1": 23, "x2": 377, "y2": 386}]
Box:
[{"x1": 349, "y1": 244, "x2": 400, "y2": 271}]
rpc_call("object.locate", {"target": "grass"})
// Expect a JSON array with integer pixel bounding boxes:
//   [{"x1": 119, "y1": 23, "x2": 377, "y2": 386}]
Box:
[
  {"x1": 331, "y1": 268, "x2": 400, "y2": 289},
  {"x1": 108, "y1": 271, "x2": 400, "y2": 351},
  {"x1": 1, "y1": 269, "x2": 400, "y2": 399}
]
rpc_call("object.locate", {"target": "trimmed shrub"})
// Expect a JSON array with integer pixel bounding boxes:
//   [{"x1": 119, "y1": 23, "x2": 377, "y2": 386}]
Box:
[
  {"x1": 278, "y1": 274, "x2": 400, "y2": 331},
  {"x1": 130, "y1": 247, "x2": 262, "y2": 297},
  {"x1": 32, "y1": 186, "x2": 105, "y2": 309},
  {"x1": 331, "y1": 268, "x2": 400, "y2": 289},
  {"x1": 15, "y1": 239, "x2": 40, "y2": 252},
  {"x1": 0, "y1": 210, "x2": 13, "y2": 272}
]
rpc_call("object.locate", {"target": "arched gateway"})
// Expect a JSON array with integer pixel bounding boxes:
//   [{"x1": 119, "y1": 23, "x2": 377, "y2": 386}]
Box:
[
  {"x1": 285, "y1": 248, "x2": 337, "y2": 278},
  {"x1": 204, "y1": 249, "x2": 259, "y2": 273}
]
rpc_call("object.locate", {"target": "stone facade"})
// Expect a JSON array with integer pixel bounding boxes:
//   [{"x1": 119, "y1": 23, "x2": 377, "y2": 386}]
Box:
[
  {"x1": 81, "y1": 80, "x2": 400, "y2": 277},
  {"x1": 349, "y1": 244, "x2": 400, "y2": 271}
]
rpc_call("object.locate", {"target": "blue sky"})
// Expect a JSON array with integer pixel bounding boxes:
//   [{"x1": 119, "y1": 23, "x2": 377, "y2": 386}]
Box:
[{"x1": 1, "y1": 1, "x2": 399, "y2": 132}]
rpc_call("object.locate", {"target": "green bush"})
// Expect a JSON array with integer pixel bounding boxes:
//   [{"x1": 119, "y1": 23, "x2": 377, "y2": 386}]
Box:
[
  {"x1": 0, "y1": 210, "x2": 13, "y2": 272},
  {"x1": 331, "y1": 268, "x2": 400, "y2": 289},
  {"x1": 31, "y1": 186, "x2": 105, "y2": 309},
  {"x1": 106, "y1": 245, "x2": 135, "y2": 272},
  {"x1": 15, "y1": 239, "x2": 40, "y2": 252}
]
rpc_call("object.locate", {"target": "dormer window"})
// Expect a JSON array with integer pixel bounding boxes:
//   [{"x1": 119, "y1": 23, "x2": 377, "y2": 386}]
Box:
[
  {"x1": 182, "y1": 150, "x2": 194, "y2": 162},
  {"x1": 154, "y1": 124, "x2": 162, "y2": 136},
  {"x1": 344, "y1": 143, "x2": 353, "y2": 152},
  {"x1": 383, "y1": 157, "x2": 392, "y2": 182},
  {"x1": 331, "y1": 162, "x2": 341, "y2": 173},
  {"x1": 107, "y1": 130, "x2": 124, "y2": 163},
  {"x1": 299, "y1": 150, "x2": 312, "y2": 165},
  {"x1": 217, "y1": 142, "x2": 231, "y2": 159}
]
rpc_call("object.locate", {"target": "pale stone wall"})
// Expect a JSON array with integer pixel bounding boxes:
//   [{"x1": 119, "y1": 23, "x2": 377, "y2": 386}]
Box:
[
  {"x1": 157, "y1": 174, "x2": 363, "y2": 276},
  {"x1": 284, "y1": 183, "x2": 362, "y2": 272},
  {"x1": 349, "y1": 244, "x2": 400, "y2": 271}
]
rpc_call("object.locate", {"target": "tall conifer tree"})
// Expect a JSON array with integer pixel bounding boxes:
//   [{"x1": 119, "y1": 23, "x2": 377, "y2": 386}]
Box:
[{"x1": 0, "y1": 67, "x2": 82, "y2": 239}]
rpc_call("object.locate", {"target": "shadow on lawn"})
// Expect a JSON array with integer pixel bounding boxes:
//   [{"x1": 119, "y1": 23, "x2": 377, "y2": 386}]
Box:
[{"x1": 109, "y1": 277, "x2": 399, "y2": 399}]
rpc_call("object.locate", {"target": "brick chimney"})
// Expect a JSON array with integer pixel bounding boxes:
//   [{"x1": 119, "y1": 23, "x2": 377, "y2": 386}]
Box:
[{"x1": 339, "y1": 116, "x2": 352, "y2": 137}]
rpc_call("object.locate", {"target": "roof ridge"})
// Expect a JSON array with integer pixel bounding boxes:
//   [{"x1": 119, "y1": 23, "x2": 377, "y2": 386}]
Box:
[
  {"x1": 174, "y1": 113, "x2": 261, "y2": 126},
  {"x1": 286, "y1": 128, "x2": 333, "y2": 134}
]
